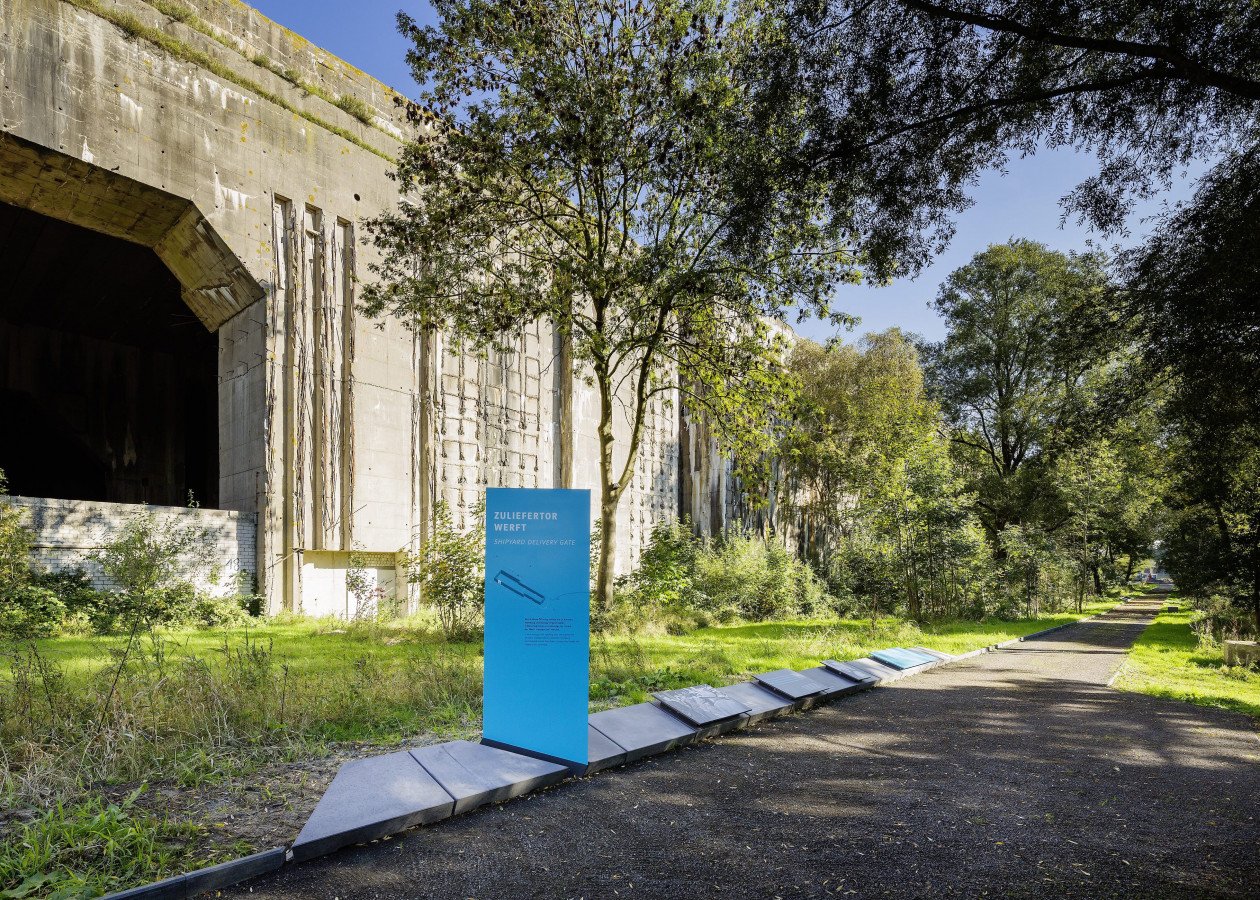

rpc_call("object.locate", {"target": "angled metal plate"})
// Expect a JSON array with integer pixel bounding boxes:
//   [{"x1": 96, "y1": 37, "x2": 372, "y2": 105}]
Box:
[
  {"x1": 822, "y1": 659, "x2": 880, "y2": 684},
  {"x1": 754, "y1": 668, "x2": 826, "y2": 702},
  {"x1": 716, "y1": 681, "x2": 795, "y2": 725},
  {"x1": 871, "y1": 647, "x2": 935, "y2": 671},
  {"x1": 653, "y1": 685, "x2": 751, "y2": 727},
  {"x1": 411, "y1": 741, "x2": 569, "y2": 815},
  {"x1": 291, "y1": 750, "x2": 454, "y2": 862},
  {"x1": 910, "y1": 646, "x2": 952, "y2": 662},
  {"x1": 589, "y1": 701, "x2": 698, "y2": 763},
  {"x1": 797, "y1": 666, "x2": 868, "y2": 700},
  {"x1": 846, "y1": 657, "x2": 903, "y2": 682}
]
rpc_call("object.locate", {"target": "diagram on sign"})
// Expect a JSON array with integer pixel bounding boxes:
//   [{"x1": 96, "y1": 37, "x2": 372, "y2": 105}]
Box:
[
  {"x1": 492, "y1": 570, "x2": 588, "y2": 607},
  {"x1": 492, "y1": 569, "x2": 546, "y2": 605}
]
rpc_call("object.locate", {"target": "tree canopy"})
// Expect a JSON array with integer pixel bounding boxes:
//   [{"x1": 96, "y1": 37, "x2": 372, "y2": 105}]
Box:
[
  {"x1": 735, "y1": 0, "x2": 1260, "y2": 276},
  {"x1": 363, "y1": 0, "x2": 851, "y2": 609},
  {"x1": 922, "y1": 240, "x2": 1119, "y2": 541}
]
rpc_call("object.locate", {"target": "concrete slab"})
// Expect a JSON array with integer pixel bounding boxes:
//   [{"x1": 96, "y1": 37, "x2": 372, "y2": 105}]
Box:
[
  {"x1": 586, "y1": 723, "x2": 630, "y2": 775},
  {"x1": 589, "y1": 701, "x2": 699, "y2": 763},
  {"x1": 797, "y1": 666, "x2": 868, "y2": 700},
  {"x1": 822, "y1": 660, "x2": 880, "y2": 685},
  {"x1": 716, "y1": 681, "x2": 795, "y2": 725},
  {"x1": 291, "y1": 751, "x2": 454, "y2": 863},
  {"x1": 411, "y1": 741, "x2": 569, "y2": 815},
  {"x1": 754, "y1": 668, "x2": 826, "y2": 703},
  {"x1": 653, "y1": 685, "x2": 751, "y2": 727},
  {"x1": 870, "y1": 647, "x2": 936, "y2": 671}
]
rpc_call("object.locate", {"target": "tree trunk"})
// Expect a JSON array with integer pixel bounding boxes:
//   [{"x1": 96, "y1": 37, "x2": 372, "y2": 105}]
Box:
[
  {"x1": 1252, "y1": 566, "x2": 1260, "y2": 638},
  {"x1": 594, "y1": 378, "x2": 619, "y2": 613},
  {"x1": 596, "y1": 492, "x2": 618, "y2": 614},
  {"x1": 1091, "y1": 563, "x2": 1103, "y2": 596}
]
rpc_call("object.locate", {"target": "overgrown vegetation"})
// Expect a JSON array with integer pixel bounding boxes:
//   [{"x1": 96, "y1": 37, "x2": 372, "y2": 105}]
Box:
[
  {"x1": 0, "y1": 789, "x2": 215, "y2": 900},
  {"x1": 402, "y1": 501, "x2": 486, "y2": 640},
  {"x1": 333, "y1": 93, "x2": 376, "y2": 125},
  {"x1": 611, "y1": 521, "x2": 828, "y2": 633}
]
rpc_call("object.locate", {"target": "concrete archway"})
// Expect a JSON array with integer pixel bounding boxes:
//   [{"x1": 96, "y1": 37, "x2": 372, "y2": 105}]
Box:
[
  {"x1": 0, "y1": 131, "x2": 264, "y2": 507},
  {"x1": 0, "y1": 131, "x2": 262, "y2": 331}
]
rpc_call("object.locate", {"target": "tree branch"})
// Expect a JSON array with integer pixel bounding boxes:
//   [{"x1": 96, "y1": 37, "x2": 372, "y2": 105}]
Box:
[{"x1": 901, "y1": 0, "x2": 1260, "y2": 100}]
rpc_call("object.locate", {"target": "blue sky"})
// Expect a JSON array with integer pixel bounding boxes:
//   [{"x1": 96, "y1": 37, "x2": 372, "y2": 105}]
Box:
[{"x1": 251, "y1": 0, "x2": 1202, "y2": 345}]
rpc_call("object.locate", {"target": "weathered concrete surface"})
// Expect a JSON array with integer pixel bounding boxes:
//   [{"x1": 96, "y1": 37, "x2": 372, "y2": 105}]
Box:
[
  {"x1": 1224, "y1": 640, "x2": 1260, "y2": 669},
  {"x1": 0, "y1": 0, "x2": 708, "y2": 614},
  {"x1": 228, "y1": 603, "x2": 1260, "y2": 898}
]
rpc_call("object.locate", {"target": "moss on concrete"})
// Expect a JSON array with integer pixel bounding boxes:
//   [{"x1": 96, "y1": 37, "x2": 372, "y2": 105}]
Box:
[{"x1": 61, "y1": 0, "x2": 397, "y2": 162}]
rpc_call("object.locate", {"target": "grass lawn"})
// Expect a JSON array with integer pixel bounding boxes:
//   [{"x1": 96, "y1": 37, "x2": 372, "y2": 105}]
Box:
[
  {"x1": 2, "y1": 597, "x2": 1121, "y2": 897},
  {"x1": 1112, "y1": 606, "x2": 1260, "y2": 721}
]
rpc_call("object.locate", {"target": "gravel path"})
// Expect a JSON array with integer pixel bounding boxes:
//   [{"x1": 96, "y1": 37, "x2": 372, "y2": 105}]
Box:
[{"x1": 231, "y1": 601, "x2": 1260, "y2": 899}]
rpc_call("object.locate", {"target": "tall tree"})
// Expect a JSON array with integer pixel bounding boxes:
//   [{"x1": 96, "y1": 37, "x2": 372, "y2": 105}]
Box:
[
  {"x1": 922, "y1": 240, "x2": 1116, "y2": 543},
  {"x1": 363, "y1": 0, "x2": 850, "y2": 610},
  {"x1": 1125, "y1": 149, "x2": 1260, "y2": 633},
  {"x1": 783, "y1": 330, "x2": 989, "y2": 620},
  {"x1": 783, "y1": 329, "x2": 937, "y2": 559}
]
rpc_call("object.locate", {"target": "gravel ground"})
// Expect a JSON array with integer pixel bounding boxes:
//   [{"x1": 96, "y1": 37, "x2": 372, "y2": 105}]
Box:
[{"x1": 228, "y1": 601, "x2": 1260, "y2": 899}]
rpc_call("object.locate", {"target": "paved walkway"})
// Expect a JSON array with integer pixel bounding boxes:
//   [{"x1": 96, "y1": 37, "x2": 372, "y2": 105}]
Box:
[{"x1": 233, "y1": 601, "x2": 1260, "y2": 899}]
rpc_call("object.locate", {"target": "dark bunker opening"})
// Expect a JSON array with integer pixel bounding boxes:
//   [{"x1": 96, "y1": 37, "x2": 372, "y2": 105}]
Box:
[{"x1": 0, "y1": 200, "x2": 219, "y2": 506}]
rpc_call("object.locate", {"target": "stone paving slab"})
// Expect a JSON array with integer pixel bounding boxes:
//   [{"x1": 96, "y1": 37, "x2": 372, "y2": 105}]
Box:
[
  {"x1": 585, "y1": 724, "x2": 629, "y2": 774},
  {"x1": 410, "y1": 741, "x2": 570, "y2": 815},
  {"x1": 290, "y1": 751, "x2": 454, "y2": 862},
  {"x1": 652, "y1": 685, "x2": 751, "y2": 727},
  {"x1": 753, "y1": 668, "x2": 826, "y2": 704},
  {"x1": 588, "y1": 701, "x2": 698, "y2": 763},
  {"x1": 715, "y1": 681, "x2": 795, "y2": 725}
]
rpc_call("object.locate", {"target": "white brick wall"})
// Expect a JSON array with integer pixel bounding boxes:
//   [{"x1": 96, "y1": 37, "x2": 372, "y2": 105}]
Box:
[{"x1": 12, "y1": 497, "x2": 257, "y2": 597}]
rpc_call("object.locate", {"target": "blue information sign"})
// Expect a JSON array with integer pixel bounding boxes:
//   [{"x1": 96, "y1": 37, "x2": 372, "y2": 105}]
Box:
[{"x1": 483, "y1": 488, "x2": 590, "y2": 767}]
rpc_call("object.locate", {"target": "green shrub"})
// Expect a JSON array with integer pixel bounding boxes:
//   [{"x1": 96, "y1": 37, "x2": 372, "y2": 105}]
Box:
[
  {"x1": 187, "y1": 594, "x2": 253, "y2": 629},
  {"x1": 613, "y1": 519, "x2": 703, "y2": 630},
  {"x1": 28, "y1": 569, "x2": 106, "y2": 630},
  {"x1": 608, "y1": 520, "x2": 834, "y2": 631},
  {"x1": 86, "y1": 511, "x2": 215, "y2": 632},
  {"x1": 1191, "y1": 593, "x2": 1256, "y2": 645},
  {"x1": 403, "y1": 500, "x2": 485, "y2": 640},
  {"x1": 0, "y1": 583, "x2": 65, "y2": 640},
  {"x1": 0, "y1": 470, "x2": 59, "y2": 640},
  {"x1": 693, "y1": 530, "x2": 826, "y2": 621},
  {"x1": 0, "y1": 469, "x2": 33, "y2": 586}
]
